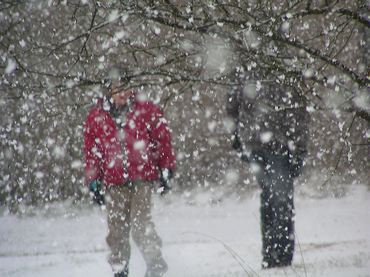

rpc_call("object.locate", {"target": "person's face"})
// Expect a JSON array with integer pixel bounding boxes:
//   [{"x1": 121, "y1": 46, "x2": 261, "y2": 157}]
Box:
[{"x1": 110, "y1": 81, "x2": 134, "y2": 107}]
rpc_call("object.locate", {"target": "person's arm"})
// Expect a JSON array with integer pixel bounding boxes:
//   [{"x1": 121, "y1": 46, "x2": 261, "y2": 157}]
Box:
[
  {"x1": 84, "y1": 112, "x2": 102, "y2": 184},
  {"x1": 226, "y1": 89, "x2": 250, "y2": 162},
  {"x1": 148, "y1": 103, "x2": 176, "y2": 171},
  {"x1": 84, "y1": 111, "x2": 105, "y2": 204},
  {"x1": 146, "y1": 103, "x2": 176, "y2": 194},
  {"x1": 226, "y1": 89, "x2": 243, "y2": 152},
  {"x1": 288, "y1": 98, "x2": 311, "y2": 178}
]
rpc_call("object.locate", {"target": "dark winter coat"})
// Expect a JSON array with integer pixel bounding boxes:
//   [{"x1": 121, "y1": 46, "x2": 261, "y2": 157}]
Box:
[
  {"x1": 84, "y1": 96, "x2": 176, "y2": 186},
  {"x1": 227, "y1": 79, "x2": 310, "y2": 161}
]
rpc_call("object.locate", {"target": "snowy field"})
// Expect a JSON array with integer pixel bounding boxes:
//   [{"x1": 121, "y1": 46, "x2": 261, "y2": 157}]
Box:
[{"x1": 0, "y1": 184, "x2": 369, "y2": 277}]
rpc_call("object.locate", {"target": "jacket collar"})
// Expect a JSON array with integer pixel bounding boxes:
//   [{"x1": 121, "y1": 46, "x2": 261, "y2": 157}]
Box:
[{"x1": 98, "y1": 95, "x2": 136, "y2": 118}]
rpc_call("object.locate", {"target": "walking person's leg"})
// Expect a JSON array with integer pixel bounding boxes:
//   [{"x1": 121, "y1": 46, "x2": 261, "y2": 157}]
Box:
[
  {"x1": 131, "y1": 182, "x2": 167, "y2": 277},
  {"x1": 273, "y1": 169, "x2": 295, "y2": 266},
  {"x1": 254, "y1": 152, "x2": 295, "y2": 268},
  {"x1": 260, "y1": 185, "x2": 275, "y2": 268},
  {"x1": 264, "y1": 154, "x2": 295, "y2": 267},
  {"x1": 252, "y1": 151, "x2": 277, "y2": 268},
  {"x1": 251, "y1": 151, "x2": 276, "y2": 268},
  {"x1": 106, "y1": 185, "x2": 132, "y2": 276}
]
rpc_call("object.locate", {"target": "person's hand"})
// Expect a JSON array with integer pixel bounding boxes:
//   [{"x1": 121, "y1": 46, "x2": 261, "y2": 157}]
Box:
[
  {"x1": 232, "y1": 133, "x2": 242, "y2": 152},
  {"x1": 158, "y1": 168, "x2": 173, "y2": 196},
  {"x1": 89, "y1": 180, "x2": 105, "y2": 205},
  {"x1": 232, "y1": 133, "x2": 250, "y2": 162}
]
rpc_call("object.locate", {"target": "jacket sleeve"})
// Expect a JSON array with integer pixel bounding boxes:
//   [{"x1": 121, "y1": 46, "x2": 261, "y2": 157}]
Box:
[
  {"x1": 147, "y1": 103, "x2": 176, "y2": 170},
  {"x1": 84, "y1": 111, "x2": 103, "y2": 186},
  {"x1": 291, "y1": 107, "x2": 310, "y2": 158},
  {"x1": 289, "y1": 93, "x2": 311, "y2": 158}
]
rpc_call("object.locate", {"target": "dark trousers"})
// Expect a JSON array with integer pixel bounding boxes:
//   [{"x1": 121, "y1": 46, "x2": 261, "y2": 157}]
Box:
[{"x1": 253, "y1": 152, "x2": 295, "y2": 268}]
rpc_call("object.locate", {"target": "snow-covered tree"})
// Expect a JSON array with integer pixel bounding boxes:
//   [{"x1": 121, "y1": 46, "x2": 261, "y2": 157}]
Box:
[{"x1": 1, "y1": 0, "x2": 369, "y2": 211}]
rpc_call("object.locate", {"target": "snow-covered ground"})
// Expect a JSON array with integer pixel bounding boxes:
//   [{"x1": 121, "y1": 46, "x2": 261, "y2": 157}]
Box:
[{"x1": 0, "y1": 184, "x2": 369, "y2": 277}]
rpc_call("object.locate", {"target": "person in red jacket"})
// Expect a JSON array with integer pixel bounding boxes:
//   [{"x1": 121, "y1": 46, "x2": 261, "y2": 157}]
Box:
[{"x1": 84, "y1": 73, "x2": 176, "y2": 277}]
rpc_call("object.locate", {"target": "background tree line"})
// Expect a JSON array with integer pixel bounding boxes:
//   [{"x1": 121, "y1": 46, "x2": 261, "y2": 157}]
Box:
[{"x1": 1, "y1": 0, "x2": 369, "y2": 212}]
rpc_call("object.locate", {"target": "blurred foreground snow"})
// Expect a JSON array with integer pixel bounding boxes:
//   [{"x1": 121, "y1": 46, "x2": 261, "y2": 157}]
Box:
[{"x1": 0, "y1": 185, "x2": 369, "y2": 277}]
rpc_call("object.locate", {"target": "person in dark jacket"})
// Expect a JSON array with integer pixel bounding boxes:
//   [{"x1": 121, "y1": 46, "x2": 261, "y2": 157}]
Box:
[
  {"x1": 84, "y1": 70, "x2": 176, "y2": 277},
  {"x1": 227, "y1": 76, "x2": 310, "y2": 268}
]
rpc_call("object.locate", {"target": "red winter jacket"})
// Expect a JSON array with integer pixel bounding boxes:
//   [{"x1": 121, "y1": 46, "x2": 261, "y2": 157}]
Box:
[{"x1": 84, "y1": 96, "x2": 176, "y2": 186}]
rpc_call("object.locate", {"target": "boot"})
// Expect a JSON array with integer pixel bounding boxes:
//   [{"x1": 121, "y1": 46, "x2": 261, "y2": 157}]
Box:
[
  {"x1": 144, "y1": 256, "x2": 168, "y2": 277},
  {"x1": 114, "y1": 265, "x2": 129, "y2": 277}
]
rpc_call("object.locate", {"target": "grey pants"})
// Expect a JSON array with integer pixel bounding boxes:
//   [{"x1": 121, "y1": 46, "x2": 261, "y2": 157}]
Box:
[{"x1": 106, "y1": 182, "x2": 164, "y2": 273}]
